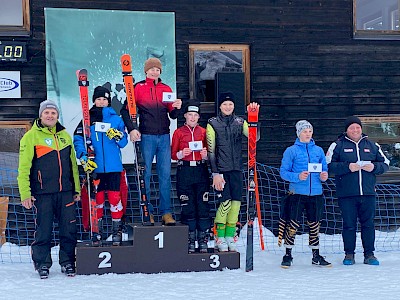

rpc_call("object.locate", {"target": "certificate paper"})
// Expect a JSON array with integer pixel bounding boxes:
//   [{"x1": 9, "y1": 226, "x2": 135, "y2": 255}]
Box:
[
  {"x1": 357, "y1": 161, "x2": 372, "y2": 167},
  {"x1": 308, "y1": 163, "x2": 322, "y2": 173},
  {"x1": 95, "y1": 122, "x2": 111, "y2": 132},
  {"x1": 162, "y1": 92, "x2": 176, "y2": 102},
  {"x1": 189, "y1": 141, "x2": 203, "y2": 151}
]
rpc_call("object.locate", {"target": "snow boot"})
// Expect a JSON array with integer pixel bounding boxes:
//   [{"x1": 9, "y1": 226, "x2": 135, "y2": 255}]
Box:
[
  {"x1": 364, "y1": 254, "x2": 379, "y2": 266},
  {"x1": 188, "y1": 231, "x2": 196, "y2": 253},
  {"x1": 343, "y1": 254, "x2": 355, "y2": 265},
  {"x1": 112, "y1": 220, "x2": 122, "y2": 246},
  {"x1": 61, "y1": 263, "x2": 76, "y2": 277},
  {"x1": 198, "y1": 231, "x2": 208, "y2": 253},
  {"x1": 281, "y1": 254, "x2": 293, "y2": 268},
  {"x1": 162, "y1": 213, "x2": 176, "y2": 226},
  {"x1": 37, "y1": 265, "x2": 49, "y2": 279}
]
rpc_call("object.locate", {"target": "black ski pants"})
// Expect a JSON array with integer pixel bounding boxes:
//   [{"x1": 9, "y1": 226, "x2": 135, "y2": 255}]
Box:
[
  {"x1": 176, "y1": 162, "x2": 210, "y2": 232},
  {"x1": 31, "y1": 191, "x2": 77, "y2": 269}
]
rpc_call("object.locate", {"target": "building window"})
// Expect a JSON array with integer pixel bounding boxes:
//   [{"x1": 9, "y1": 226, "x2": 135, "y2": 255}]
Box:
[
  {"x1": 354, "y1": 0, "x2": 400, "y2": 39},
  {"x1": 189, "y1": 44, "x2": 250, "y2": 114},
  {"x1": 0, "y1": 121, "x2": 30, "y2": 154},
  {"x1": 0, "y1": 0, "x2": 30, "y2": 36},
  {"x1": 358, "y1": 115, "x2": 400, "y2": 183}
]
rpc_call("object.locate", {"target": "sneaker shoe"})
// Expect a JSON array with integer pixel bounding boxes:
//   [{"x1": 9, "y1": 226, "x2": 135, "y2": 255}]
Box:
[
  {"x1": 37, "y1": 265, "x2": 49, "y2": 279},
  {"x1": 216, "y1": 237, "x2": 229, "y2": 252},
  {"x1": 364, "y1": 254, "x2": 379, "y2": 266},
  {"x1": 161, "y1": 213, "x2": 176, "y2": 226},
  {"x1": 61, "y1": 263, "x2": 76, "y2": 277},
  {"x1": 281, "y1": 254, "x2": 293, "y2": 268},
  {"x1": 225, "y1": 237, "x2": 237, "y2": 252},
  {"x1": 312, "y1": 255, "x2": 332, "y2": 267},
  {"x1": 343, "y1": 254, "x2": 355, "y2": 265}
]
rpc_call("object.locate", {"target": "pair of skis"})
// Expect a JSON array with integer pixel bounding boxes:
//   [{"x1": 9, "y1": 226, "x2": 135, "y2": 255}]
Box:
[
  {"x1": 76, "y1": 69, "x2": 101, "y2": 246},
  {"x1": 246, "y1": 106, "x2": 259, "y2": 272},
  {"x1": 121, "y1": 54, "x2": 153, "y2": 226}
]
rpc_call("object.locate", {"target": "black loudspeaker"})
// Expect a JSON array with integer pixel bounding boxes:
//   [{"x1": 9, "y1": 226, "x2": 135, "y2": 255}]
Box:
[{"x1": 215, "y1": 72, "x2": 245, "y2": 117}]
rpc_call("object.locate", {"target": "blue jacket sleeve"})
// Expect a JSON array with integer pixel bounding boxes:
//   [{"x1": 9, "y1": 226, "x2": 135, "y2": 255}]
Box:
[
  {"x1": 319, "y1": 147, "x2": 328, "y2": 172},
  {"x1": 73, "y1": 134, "x2": 87, "y2": 159},
  {"x1": 280, "y1": 147, "x2": 301, "y2": 183}
]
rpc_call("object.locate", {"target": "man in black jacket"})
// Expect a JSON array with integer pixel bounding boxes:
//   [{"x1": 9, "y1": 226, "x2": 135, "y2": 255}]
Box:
[{"x1": 326, "y1": 116, "x2": 389, "y2": 266}]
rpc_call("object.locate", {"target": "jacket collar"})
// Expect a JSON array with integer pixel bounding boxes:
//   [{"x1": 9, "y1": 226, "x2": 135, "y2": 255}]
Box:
[{"x1": 294, "y1": 137, "x2": 315, "y2": 147}]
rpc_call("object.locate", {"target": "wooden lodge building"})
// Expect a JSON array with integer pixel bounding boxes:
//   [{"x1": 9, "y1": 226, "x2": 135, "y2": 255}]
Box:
[{"x1": 1, "y1": 0, "x2": 400, "y2": 179}]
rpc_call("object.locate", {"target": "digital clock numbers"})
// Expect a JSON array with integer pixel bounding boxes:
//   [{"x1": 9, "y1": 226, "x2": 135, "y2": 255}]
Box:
[{"x1": 0, "y1": 41, "x2": 27, "y2": 62}]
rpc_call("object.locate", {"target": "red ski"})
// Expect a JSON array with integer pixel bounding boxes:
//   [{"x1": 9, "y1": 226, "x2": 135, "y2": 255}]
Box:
[
  {"x1": 246, "y1": 105, "x2": 259, "y2": 272},
  {"x1": 120, "y1": 54, "x2": 153, "y2": 226},
  {"x1": 76, "y1": 69, "x2": 101, "y2": 245}
]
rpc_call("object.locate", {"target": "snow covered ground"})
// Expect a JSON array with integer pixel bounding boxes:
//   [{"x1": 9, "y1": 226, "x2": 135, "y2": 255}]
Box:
[{"x1": 1, "y1": 225, "x2": 400, "y2": 300}]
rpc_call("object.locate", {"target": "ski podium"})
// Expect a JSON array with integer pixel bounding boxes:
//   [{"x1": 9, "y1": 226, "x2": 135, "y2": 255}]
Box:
[{"x1": 76, "y1": 224, "x2": 240, "y2": 274}]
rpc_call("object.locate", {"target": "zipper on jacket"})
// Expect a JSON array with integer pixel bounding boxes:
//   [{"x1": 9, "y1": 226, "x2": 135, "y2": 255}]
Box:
[
  {"x1": 152, "y1": 81, "x2": 161, "y2": 135},
  {"x1": 101, "y1": 132, "x2": 106, "y2": 173},
  {"x1": 54, "y1": 134, "x2": 63, "y2": 191},
  {"x1": 355, "y1": 141, "x2": 363, "y2": 195},
  {"x1": 306, "y1": 143, "x2": 312, "y2": 195},
  {"x1": 185, "y1": 124, "x2": 197, "y2": 161}
]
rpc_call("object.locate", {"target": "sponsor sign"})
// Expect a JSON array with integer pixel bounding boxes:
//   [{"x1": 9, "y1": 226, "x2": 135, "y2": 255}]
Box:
[{"x1": 0, "y1": 71, "x2": 21, "y2": 98}]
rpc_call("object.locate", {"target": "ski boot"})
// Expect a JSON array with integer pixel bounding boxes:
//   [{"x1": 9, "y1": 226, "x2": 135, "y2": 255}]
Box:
[
  {"x1": 198, "y1": 231, "x2": 208, "y2": 253},
  {"x1": 112, "y1": 220, "x2": 122, "y2": 246},
  {"x1": 61, "y1": 263, "x2": 76, "y2": 277},
  {"x1": 188, "y1": 231, "x2": 196, "y2": 253},
  {"x1": 225, "y1": 237, "x2": 237, "y2": 252},
  {"x1": 98, "y1": 218, "x2": 105, "y2": 240},
  {"x1": 216, "y1": 237, "x2": 228, "y2": 252}
]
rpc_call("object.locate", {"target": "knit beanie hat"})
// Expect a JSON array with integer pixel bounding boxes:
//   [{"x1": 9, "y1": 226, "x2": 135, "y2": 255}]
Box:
[
  {"x1": 184, "y1": 99, "x2": 201, "y2": 115},
  {"x1": 39, "y1": 100, "x2": 59, "y2": 117},
  {"x1": 344, "y1": 116, "x2": 362, "y2": 131},
  {"x1": 218, "y1": 92, "x2": 235, "y2": 106},
  {"x1": 92, "y1": 86, "x2": 111, "y2": 104},
  {"x1": 144, "y1": 57, "x2": 162, "y2": 73},
  {"x1": 296, "y1": 120, "x2": 313, "y2": 137}
]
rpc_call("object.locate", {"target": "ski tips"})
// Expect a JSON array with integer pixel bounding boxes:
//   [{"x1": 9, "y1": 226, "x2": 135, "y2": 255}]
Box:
[
  {"x1": 76, "y1": 69, "x2": 88, "y2": 80},
  {"x1": 121, "y1": 54, "x2": 132, "y2": 72}
]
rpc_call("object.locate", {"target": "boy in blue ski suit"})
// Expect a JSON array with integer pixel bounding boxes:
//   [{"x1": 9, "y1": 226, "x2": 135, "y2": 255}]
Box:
[
  {"x1": 74, "y1": 86, "x2": 128, "y2": 245},
  {"x1": 279, "y1": 120, "x2": 331, "y2": 268}
]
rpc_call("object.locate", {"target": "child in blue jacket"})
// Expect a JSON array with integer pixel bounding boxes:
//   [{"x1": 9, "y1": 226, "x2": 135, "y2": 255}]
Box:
[
  {"x1": 279, "y1": 120, "x2": 331, "y2": 268},
  {"x1": 74, "y1": 86, "x2": 128, "y2": 245}
]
